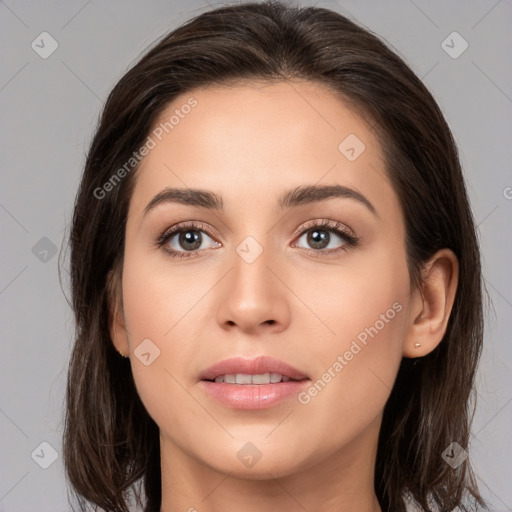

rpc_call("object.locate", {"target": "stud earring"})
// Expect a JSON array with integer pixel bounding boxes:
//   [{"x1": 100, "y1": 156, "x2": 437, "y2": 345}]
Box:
[{"x1": 414, "y1": 342, "x2": 421, "y2": 348}]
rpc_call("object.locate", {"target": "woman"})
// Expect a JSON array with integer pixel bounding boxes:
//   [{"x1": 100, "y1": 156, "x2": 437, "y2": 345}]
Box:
[{"x1": 63, "y1": 2, "x2": 487, "y2": 511}]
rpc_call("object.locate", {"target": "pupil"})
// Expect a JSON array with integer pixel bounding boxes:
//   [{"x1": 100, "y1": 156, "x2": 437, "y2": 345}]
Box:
[
  {"x1": 308, "y1": 229, "x2": 329, "y2": 249},
  {"x1": 180, "y1": 230, "x2": 201, "y2": 250}
]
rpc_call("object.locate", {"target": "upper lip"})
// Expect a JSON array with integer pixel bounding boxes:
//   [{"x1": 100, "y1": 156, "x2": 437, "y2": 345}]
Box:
[{"x1": 199, "y1": 356, "x2": 309, "y2": 381}]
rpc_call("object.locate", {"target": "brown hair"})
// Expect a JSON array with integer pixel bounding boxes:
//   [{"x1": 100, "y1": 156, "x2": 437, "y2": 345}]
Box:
[{"x1": 63, "y1": 1, "x2": 486, "y2": 510}]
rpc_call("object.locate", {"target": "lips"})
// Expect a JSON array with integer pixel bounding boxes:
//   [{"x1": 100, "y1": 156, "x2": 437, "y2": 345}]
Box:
[
  {"x1": 199, "y1": 355, "x2": 311, "y2": 410},
  {"x1": 199, "y1": 355, "x2": 309, "y2": 382}
]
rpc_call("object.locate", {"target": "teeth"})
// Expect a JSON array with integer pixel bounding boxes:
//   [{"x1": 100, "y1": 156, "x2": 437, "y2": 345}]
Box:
[
  {"x1": 212, "y1": 373, "x2": 291, "y2": 384},
  {"x1": 237, "y1": 373, "x2": 253, "y2": 384}
]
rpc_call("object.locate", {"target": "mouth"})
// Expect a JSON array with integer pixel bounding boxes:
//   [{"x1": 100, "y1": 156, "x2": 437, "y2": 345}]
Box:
[
  {"x1": 199, "y1": 355, "x2": 310, "y2": 383},
  {"x1": 204, "y1": 372, "x2": 305, "y2": 384},
  {"x1": 198, "y1": 356, "x2": 310, "y2": 410}
]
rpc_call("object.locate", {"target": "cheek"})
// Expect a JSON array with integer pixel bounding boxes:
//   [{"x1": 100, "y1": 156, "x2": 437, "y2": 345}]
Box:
[
  {"x1": 294, "y1": 248, "x2": 408, "y2": 355},
  {"x1": 291, "y1": 252, "x2": 408, "y2": 429},
  {"x1": 120, "y1": 253, "x2": 208, "y2": 443},
  {"x1": 121, "y1": 247, "x2": 206, "y2": 344}
]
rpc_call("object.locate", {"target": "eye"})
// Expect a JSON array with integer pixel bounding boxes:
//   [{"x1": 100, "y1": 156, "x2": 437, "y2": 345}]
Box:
[
  {"x1": 157, "y1": 221, "x2": 221, "y2": 258},
  {"x1": 292, "y1": 219, "x2": 359, "y2": 256}
]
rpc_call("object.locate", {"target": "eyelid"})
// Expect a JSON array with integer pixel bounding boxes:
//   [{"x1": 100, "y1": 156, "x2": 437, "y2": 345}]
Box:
[
  {"x1": 156, "y1": 220, "x2": 221, "y2": 246},
  {"x1": 291, "y1": 218, "x2": 356, "y2": 240}
]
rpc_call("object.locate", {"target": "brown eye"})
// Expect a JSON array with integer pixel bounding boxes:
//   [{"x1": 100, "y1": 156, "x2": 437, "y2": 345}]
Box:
[
  {"x1": 295, "y1": 222, "x2": 357, "y2": 253},
  {"x1": 176, "y1": 230, "x2": 203, "y2": 251},
  {"x1": 304, "y1": 228, "x2": 334, "y2": 250},
  {"x1": 157, "y1": 221, "x2": 221, "y2": 258},
  {"x1": 166, "y1": 228, "x2": 218, "y2": 254}
]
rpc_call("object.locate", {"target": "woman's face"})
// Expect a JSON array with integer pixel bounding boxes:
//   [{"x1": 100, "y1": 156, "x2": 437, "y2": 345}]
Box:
[{"x1": 115, "y1": 81, "x2": 413, "y2": 479}]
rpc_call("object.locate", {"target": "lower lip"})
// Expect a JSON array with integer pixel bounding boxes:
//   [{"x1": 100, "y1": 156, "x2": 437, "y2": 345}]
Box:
[{"x1": 199, "y1": 379, "x2": 310, "y2": 410}]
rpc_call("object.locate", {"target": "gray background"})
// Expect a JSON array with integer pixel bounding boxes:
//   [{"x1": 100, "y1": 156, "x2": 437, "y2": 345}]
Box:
[{"x1": 0, "y1": 0, "x2": 511, "y2": 510}]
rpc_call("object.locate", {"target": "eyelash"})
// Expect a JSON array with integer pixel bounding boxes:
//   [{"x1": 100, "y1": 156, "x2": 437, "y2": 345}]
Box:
[{"x1": 156, "y1": 219, "x2": 360, "y2": 259}]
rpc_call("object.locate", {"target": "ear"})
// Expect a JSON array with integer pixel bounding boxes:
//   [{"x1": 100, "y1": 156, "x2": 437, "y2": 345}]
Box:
[
  {"x1": 403, "y1": 249, "x2": 459, "y2": 358},
  {"x1": 106, "y1": 268, "x2": 130, "y2": 358}
]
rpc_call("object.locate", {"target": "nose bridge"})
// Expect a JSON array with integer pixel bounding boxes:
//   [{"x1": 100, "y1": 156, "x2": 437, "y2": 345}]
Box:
[
  {"x1": 233, "y1": 234, "x2": 272, "y2": 294},
  {"x1": 216, "y1": 231, "x2": 290, "y2": 332}
]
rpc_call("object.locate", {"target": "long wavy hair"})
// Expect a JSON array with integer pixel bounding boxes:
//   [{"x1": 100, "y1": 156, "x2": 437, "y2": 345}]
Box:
[{"x1": 63, "y1": 2, "x2": 486, "y2": 510}]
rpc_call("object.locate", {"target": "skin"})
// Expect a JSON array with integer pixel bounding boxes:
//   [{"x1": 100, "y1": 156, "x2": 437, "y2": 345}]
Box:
[{"x1": 110, "y1": 80, "x2": 458, "y2": 512}]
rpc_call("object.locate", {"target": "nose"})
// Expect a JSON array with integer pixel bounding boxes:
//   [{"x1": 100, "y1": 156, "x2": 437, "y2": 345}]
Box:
[{"x1": 216, "y1": 242, "x2": 291, "y2": 335}]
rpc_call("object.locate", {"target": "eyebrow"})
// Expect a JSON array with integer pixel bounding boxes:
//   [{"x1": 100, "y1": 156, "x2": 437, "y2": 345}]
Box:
[{"x1": 143, "y1": 184, "x2": 377, "y2": 217}]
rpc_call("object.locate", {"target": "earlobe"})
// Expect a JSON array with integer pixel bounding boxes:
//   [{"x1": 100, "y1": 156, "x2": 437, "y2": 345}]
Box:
[
  {"x1": 403, "y1": 249, "x2": 459, "y2": 358},
  {"x1": 107, "y1": 268, "x2": 130, "y2": 358},
  {"x1": 111, "y1": 309, "x2": 130, "y2": 358}
]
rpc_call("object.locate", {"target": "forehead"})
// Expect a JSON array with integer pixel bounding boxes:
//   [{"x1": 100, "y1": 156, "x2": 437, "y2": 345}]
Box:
[{"x1": 129, "y1": 80, "x2": 392, "y2": 218}]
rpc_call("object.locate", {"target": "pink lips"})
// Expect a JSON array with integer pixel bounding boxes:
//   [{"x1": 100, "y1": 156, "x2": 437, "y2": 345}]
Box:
[
  {"x1": 199, "y1": 355, "x2": 309, "y2": 382},
  {"x1": 198, "y1": 355, "x2": 310, "y2": 410}
]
